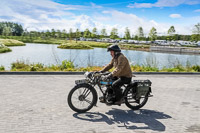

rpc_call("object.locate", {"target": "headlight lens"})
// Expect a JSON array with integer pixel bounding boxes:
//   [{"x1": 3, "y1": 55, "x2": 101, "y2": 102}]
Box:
[{"x1": 84, "y1": 71, "x2": 89, "y2": 78}]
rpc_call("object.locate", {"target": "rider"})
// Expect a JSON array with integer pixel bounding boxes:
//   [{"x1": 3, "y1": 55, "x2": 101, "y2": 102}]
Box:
[{"x1": 100, "y1": 44, "x2": 133, "y2": 104}]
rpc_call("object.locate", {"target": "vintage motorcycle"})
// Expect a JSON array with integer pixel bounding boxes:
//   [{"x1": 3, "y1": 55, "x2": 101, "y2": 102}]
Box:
[{"x1": 67, "y1": 71, "x2": 153, "y2": 113}]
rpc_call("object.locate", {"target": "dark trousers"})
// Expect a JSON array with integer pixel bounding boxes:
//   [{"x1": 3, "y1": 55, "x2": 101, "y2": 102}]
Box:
[{"x1": 112, "y1": 77, "x2": 132, "y2": 101}]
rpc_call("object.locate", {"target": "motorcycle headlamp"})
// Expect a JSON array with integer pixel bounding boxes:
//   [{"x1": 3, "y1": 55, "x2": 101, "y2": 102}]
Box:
[{"x1": 84, "y1": 71, "x2": 92, "y2": 79}]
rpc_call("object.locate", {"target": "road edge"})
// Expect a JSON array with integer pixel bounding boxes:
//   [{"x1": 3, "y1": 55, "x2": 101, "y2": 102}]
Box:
[{"x1": 0, "y1": 71, "x2": 200, "y2": 75}]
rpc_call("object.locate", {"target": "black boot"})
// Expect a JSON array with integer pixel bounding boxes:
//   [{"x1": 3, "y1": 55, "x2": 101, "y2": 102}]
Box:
[{"x1": 114, "y1": 88, "x2": 123, "y2": 105}]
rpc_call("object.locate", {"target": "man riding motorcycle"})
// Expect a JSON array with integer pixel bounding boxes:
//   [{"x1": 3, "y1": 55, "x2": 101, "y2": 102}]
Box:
[{"x1": 100, "y1": 44, "x2": 133, "y2": 105}]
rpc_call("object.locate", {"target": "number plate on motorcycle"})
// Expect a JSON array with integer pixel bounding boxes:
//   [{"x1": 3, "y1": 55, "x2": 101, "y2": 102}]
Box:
[{"x1": 75, "y1": 79, "x2": 88, "y2": 84}]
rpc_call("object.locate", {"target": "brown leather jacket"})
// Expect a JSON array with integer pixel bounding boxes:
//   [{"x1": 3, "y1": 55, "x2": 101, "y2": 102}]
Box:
[{"x1": 101, "y1": 53, "x2": 132, "y2": 78}]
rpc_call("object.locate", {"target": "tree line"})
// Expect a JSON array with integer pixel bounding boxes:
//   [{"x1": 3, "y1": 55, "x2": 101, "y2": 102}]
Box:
[
  {"x1": 0, "y1": 21, "x2": 199, "y2": 41},
  {"x1": 0, "y1": 22, "x2": 24, "y2": 36}
]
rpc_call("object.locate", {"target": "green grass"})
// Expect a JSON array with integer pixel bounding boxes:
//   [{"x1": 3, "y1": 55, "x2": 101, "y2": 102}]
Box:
[
  {"x1": 79, "y1": 41, "x2": 110, "y2": 48},
  {"x1": 32, "y1": 39, "x2": 67, "y2": 44},
  {"x1": 58, "y1": 42, "x2": 93, "y2": 49},
  {"x1": 0, "y1": 39, "x2": 25, "y2": 46},
  {"x1": 0, "y1": 47, "x2": 12, "y2": 53},
  {"x1": 119, "y1": 44, "x2": 150, "y2": 51},
  {"x1": 5, "y1": 60, "x2": 200, "y2": 72},
  {"x1": 0, "y1": 39, "x2": 23, "y2": 53},
  {"x1": 0, "y1": 42, "x2": 12, "y2": 53},
  {"x1": 0, "y1": 65, "x2": 5, "y2": 71},
  {"x1": 10, "y1": 60, "x2": 102, "y2": 71}
]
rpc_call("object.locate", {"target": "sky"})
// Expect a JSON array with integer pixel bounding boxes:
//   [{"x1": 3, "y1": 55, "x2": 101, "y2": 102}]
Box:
[{"x1": 0, "y1": 0, "x2": 200, "y2": 36}]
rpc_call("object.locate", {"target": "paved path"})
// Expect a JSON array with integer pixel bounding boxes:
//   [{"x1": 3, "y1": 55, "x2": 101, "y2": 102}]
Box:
[{"x1": 0, "y1": 75, "x2": 200, "y2": 133}]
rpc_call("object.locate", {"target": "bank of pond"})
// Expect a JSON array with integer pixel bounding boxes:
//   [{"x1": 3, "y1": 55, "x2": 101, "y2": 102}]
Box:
[
  {"x1": 0, "y1": 38, "x2": 150, "y2": 53},
  {"x1": 1, "y1": 38, "x2": 200, "y2": 56},
  {"x1": 0, "y1": 39, "x2": 26, "y2": 53}
]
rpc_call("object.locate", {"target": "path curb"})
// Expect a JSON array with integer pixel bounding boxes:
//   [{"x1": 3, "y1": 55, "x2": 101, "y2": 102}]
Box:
[{"x1": 0, "y1": 71, "x2": 200, "y2": 75}]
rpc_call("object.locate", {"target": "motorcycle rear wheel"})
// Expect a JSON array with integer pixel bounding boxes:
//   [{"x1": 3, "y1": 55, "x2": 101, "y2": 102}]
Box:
[
  {"x1": 68, "y1": 84, "x2": 97, "y2": 113},
  {"x1": 124, "y1": 87, "x2": 149, "y2": 110}
]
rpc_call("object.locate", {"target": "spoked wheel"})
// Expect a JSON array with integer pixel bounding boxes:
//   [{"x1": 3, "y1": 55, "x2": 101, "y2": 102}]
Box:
[
  {"x1": 124, "y1": 87, "x2": 149, "y2": 110},
  {"x1": 68, "y1": 84, "x2": 97, "y2": 113}
]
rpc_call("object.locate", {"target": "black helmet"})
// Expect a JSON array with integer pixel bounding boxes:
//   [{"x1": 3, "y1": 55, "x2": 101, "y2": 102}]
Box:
[{"x1": 107, "y1": 44, "x2": 121, "y2": 52}]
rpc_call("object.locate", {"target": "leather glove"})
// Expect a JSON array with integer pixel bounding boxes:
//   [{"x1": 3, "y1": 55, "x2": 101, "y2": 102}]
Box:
[
  {"x1": 102, "y1": 73, "x2": 112, "y2": 81},
  {"x1": 94, "y1": 71, "x2": 103, "y2": 74},
  {"x1": 99, "y1": 70, "x2": 104, "y2": 73}
]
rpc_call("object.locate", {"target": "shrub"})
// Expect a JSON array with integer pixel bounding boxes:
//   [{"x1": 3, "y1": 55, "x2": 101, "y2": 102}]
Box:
[
  {"x1": 0, "y1": 41, "x2": 12, "y2": 53},
  {"x1": 30, "y1": 63, "x2": 44, "y2": 71},
  {"x1": 58, "y1": 42, "x2": 92, "y2": 49},
  {"x1": 0, "y1": 47, "x2": 12, "y2": 53},
  {"x1": 11, "y1": 61, "x2": 30, "y2": 71},
  {"x1": 192, "y1": 65, "x2": 200, "y2": 72},
  {"x1": 0, "y1": 39, "x2": 25, "y2": 46},
  {"x1": 81, "y1": 41, "x2": 110, "y2": 48},
  {"x1": 60, "y1": 60, "x2": 75, "y2": 70},
  {"x1": 0, "y1": 65, "x2": 5, "y2": 71}
]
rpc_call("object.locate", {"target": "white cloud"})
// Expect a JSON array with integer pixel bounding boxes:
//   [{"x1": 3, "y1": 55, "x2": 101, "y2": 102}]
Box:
[
  {"x1": 127, "y1": 0, "x2": 200, "y2": 8},
  {"x1": 90, "y1": 2, "x2": 102, "y2": 9},
  {"x1": 0, "y1": 0, "x2": 194, "y2": 35},
  {"x1": 92, "y1": 10, "x2": 172, "y2": 36},
  {"x1": 169, "y1": 14, "x2": 182, "y2": 18},
  {"x1": 194, "y1": 9, "x2": 200, "y2": 12},
  {"x1": 127, "y1": 3, "x2": 153, "y2": 8}
]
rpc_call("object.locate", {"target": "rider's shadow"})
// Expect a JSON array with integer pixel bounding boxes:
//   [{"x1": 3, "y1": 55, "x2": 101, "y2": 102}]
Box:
[{"x1": 73, "y1": 108, "x2": 172, "y2": 132}]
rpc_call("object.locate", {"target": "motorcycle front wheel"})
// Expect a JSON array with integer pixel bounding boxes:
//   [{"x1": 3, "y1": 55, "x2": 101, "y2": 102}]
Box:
[{"x1": 67, "y1": 83, "x2": 97, "y2": 113}]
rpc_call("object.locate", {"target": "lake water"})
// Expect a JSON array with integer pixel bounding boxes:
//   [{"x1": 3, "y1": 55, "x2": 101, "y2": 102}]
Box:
[{"x1": 0, "y1": 43, "x2": 200, "y2": 70}]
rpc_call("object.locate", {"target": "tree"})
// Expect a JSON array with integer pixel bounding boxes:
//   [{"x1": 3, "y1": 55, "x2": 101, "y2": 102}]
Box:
[
  {"x1": 168, "y1": 26, "x2": 176, "y2": 35},
  {"x1": 124, "y1": 27, "x2": 131, "y2": 40},
  {"x1": 0, "y1": 22, "x2": 23, "y2": 36},
  {"x1": 2, "y1": 26, "x2": 12, "y2": 36},
  {"x1": 22, "y1": 28, "x2": 28, "y2": 37},
  {"x1": 110, "y1": 28, "x2": 118, "y2": 39},
  {"x1": 61, "y1": 29, "x2": 67, "y2": 39},
  {"x1": 137, "y1": 27, "x2": 144, "y2": 40},
  {"x1": 56, "y1": 29, "x2": 61, "y2": 38},
  {"x1": 91, "y1": 27, "x2": 98, "y2": 38},
  {"x1": 167, "y1": 26, "x2": 176, "y2": 41},
  {"x1": 83, "y1": 28, "x2": 91, "y2": 38},
  {"x1": 192, "y1": 23, "x2": 200, "y2": 34},
  {"x1": 69, "y1": 28, "x2": 73, "y2": 40},
  {"x1": 13, "y1": 23, "x2": 23, "y2": 36},
  {"x1": 191, "y1": 34, "x2": 200, "y2": 42},
  {"x1": 75, "y1": 29, "x2": 81, "y2": 42},
  {"x1": 100, "y1": 28, "x2": 107, "y2": 38},
  {"x1": 133, "y1": 35, "x2": 138, "y2": 40},
  {"x1": 51, "y1": 29, "x2": 56, "y2": 38},
  {"x1": 149, "y1": 27, "x2": 157, "y2": 41},
  {"x1": 46, "y1": 29, "x2": 51, "y2": 38},
  {"x1": 0, "y1": 23, "x2": 4, "y2": 35}
]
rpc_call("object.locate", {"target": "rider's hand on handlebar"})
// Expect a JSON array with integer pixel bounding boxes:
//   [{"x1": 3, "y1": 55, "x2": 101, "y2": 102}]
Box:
[
  {"x1": 94, "y1": 71, "x2": 100, "y2": 74},
  {"x1": 99, "y1": 70, "x2": 103, "y2": 73},
  {"x1": 102, "y1": 73, "x2": 112, "y2": 80}
]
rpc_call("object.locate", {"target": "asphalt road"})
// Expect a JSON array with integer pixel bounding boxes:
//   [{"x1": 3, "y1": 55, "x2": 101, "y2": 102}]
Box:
[{"x1": 0, "y1": 75, "x2": 200, "y2": 133}]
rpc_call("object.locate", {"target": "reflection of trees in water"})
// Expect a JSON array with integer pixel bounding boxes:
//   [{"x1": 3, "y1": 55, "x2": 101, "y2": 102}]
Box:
[
  {"x1": 1, "y1": 44, "x2": 200, "y2": 69},
  {"x1": 70, "y1": 48, "x2": 110, "y2": 67},
  {"x1": 51, "y1": 45, "x2": 60, "y2": 64},
  {"x1": 57, "y1": 48, "x2": 200, "y2": 68}
]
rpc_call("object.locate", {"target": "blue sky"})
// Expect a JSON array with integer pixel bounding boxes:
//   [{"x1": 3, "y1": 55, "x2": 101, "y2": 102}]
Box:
[{"x1": 0, "y1": 0, "x2": 200, "y2": 36}]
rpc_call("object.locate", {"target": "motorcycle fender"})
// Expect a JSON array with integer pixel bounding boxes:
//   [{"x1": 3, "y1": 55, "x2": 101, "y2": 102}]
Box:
[{"x1": 149, "y1": 87, "x2": 152, "y2": 93}]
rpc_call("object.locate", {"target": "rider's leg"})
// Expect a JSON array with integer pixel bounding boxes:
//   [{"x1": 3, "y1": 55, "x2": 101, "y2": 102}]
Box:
[
  {"x1": 112, "y1": 77, "x2": 132, "y2": 103},
  {"x1": 112, "y1": 78, "x2": 124, "y2": 102}
]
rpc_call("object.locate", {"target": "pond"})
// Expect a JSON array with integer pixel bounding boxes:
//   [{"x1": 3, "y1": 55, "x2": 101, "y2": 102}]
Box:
[{"x1": 0, "y1": 43, "x2": 200, "y2": 70}]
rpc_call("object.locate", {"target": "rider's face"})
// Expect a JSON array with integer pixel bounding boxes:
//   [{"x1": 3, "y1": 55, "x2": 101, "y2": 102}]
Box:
[{"x1": 110, "y1": 51, "x2": 114, "y2": 58}]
